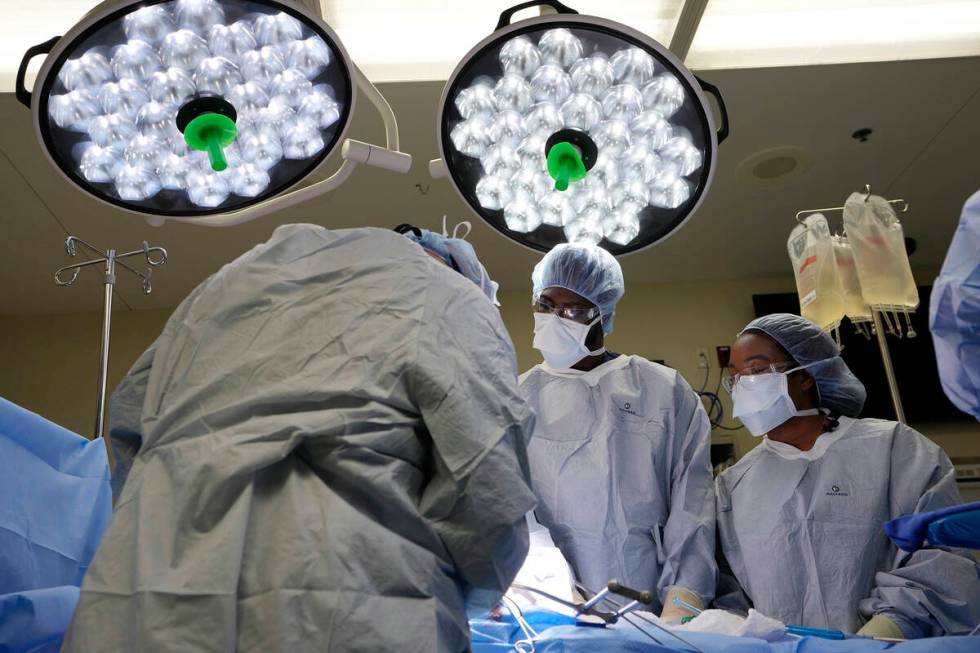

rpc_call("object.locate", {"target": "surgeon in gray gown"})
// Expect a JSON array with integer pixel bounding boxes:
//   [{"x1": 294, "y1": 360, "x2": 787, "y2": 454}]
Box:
[
  {"x1": 519, "y1": 243, "x2": 716, "y2": 622},
  {"x1": 65, "y1": 224, "x2": 537, "y2": 653},
  {"x1": 718, "y1": 313, "x2": 980, "y2": 639}
]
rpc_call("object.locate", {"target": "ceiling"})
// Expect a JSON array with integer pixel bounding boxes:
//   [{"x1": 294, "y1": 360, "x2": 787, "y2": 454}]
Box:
[
  {"x1": 1, "y1": 54, "x2": 979, "y2": 316},
  {"x1": 7, "y1": 1, "x2": 980, "y2": 87}
]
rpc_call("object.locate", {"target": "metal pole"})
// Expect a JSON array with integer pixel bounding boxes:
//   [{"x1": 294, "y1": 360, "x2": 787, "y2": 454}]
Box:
[
  {"x1": 871, "y1": 310, "x2": 906, "y2": 424},
  {"x1": 56, "y1": 237, "x2": 166, "y2": 471},
  {"x1": 96, "y1": 251, "x2": 116, "y2": 468}
]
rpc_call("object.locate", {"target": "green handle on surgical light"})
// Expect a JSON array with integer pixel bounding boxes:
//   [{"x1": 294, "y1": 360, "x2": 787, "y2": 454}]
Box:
[
  {"x1": 547, "y1": 141, "x2": 587, "y2": 191},
  {"x1": 183, "y1": 113, "x2": 237, "y2": 172}
]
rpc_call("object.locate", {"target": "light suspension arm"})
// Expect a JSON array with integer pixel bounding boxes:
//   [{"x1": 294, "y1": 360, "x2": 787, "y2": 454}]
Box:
[
  {"x1": 668, "y1": 0, "x2": 709, "y2": 62},
  {"x1": 354, "y1": 63, "x2": 401, "y2": 152}
]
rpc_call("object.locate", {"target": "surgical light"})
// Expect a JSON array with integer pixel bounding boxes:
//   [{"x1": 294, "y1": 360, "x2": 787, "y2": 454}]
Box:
[
  {"x1": 431, "y1": 1, "x2": 729, "y2": 255},
  {"x1": 16, "y1": 0, "x2": 411, "y2": 226}
]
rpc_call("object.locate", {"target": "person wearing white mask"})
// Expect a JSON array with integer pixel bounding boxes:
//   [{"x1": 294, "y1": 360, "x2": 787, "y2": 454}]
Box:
[
  {"x1": 718, "y1": 313, "x2": 980, "y2": 639},
  {"x1": 519, "y1": 243, "x2": 716, "y2": 622}
]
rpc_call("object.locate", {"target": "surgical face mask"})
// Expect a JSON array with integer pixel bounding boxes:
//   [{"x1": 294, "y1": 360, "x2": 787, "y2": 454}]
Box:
[
  {"x1": 731, "y1": 364, "x2": 820, "y2": 437},
  {"x1": 533, "y1": 313, "x2": 605, "y2": 369}
]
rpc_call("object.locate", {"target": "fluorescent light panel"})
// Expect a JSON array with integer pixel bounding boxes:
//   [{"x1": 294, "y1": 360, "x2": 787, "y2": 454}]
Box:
[
  {"x1": 687, "y1": 0, "x2": 980, "y2": 69},
  {"x1": 319, "y1": 1, "x2": 684, "y2": 82},
  {"x1": 2, "y1": 1, "x2": 976, "y2": 91},
  {"x1": 0, "y1": 1, "x2": 683, "y2": 91}
]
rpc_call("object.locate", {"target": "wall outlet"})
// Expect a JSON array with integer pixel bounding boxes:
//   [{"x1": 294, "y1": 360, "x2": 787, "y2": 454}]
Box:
[
  {"x1": 716, "y1": 346, "x2": 731, "y2": 368},
  {"x1": 696, "y1": 348, "x2": 709, "y2": 368}
]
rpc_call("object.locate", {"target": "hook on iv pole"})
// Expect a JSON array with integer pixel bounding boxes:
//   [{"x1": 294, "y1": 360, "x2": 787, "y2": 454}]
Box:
[
  {"x1": 55, "y1": 265, "x2": 81, "y2": 286},
  {"x1": 795, "y1": 185, "x2": 909, "y2": 225}
]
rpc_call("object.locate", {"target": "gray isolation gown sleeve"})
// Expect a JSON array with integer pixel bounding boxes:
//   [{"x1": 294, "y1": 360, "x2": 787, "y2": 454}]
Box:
[
  {"x1": 658, "y1": 376, "x2": 717, "y2": 604},
  {"x1": 409, "y1": 275, "x2": 537, "y2": 607},
  {"x1": 860, "y1": 424, "x2": 980, "y2": 638},
  {"x1": 106, "y1": 339, "x2": 158, "y2": 501}
]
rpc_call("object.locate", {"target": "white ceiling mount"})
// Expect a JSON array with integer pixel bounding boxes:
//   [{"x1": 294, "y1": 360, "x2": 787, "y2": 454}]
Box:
[{"x1": 428, "y1": 158, "x2": 449, "y2": 179}]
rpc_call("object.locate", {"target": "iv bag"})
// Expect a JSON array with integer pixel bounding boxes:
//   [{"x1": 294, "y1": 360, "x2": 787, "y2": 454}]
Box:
[
  {"x1": 787, "y1": 213, "x2": 846, "y2": 334},
  {"x1": 843, "y1": 192, "x2": 919, "y2": 336},
  {"x1": 843, "y1": 193, "x2": 919, "y2": 308},
  {"x1": 832, "y1": 233, "x2": 873, "y2": 335}
]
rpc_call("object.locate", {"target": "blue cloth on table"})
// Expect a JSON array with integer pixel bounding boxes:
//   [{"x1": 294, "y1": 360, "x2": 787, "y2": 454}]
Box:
[
  {"x1": 471, "y1": 610, "x2": 578, "y2": 650},
  {"x1": 471, "y1": 610, "x2": 980, "y2": 653},
  {"x1": 0, "y1": 586, "x2": 80, "y2": 653},
  {"x1": 0, "y1": 398, "x2": 111, "y2": 652},
  {"x1": 779, "y1": 635, "x2": 979, "y2": 653},
  {"x1": 884, "y1": 502, "x2": 980, "y2": 553}
]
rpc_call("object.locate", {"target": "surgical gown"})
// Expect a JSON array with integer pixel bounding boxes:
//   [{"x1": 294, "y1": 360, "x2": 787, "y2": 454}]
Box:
[
  {"x1": 930, "y1": 189, "x2": 980, "y2": 420},
  {"x1": 717, "y1": 417, "x2": 980, "y2": 638},
  {"x1": 64, "y1": 224, "x2": 537, "y2": 653},
  {"x1": 519, "y1": 355, "x2": 717, "y2": 609}
]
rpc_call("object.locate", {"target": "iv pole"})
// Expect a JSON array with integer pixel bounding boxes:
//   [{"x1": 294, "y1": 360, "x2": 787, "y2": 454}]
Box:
[
  {"x1": 870, "y1": 310, "x2": 906, "y2": 423},
  {"x1": 794, "y1": 185, "x2": 908, "y2": 424},
  {"x1": 54, "y1": 236, "x2": 168, "y2": 465}
]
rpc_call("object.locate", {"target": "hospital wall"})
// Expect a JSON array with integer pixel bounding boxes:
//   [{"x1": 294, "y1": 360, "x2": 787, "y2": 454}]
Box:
[
  {"x1": 0, "y1": 276, "x2": 978, "y2": 462},
  {"x1": 0, "y1": 309, "x2": 171, "y2": 438}
]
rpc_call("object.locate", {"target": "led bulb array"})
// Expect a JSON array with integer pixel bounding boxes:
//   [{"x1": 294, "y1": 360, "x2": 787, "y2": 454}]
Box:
[
  {"x1": 46, "y1": 0, "x2": 343, "y2": 209},
  {"x1": 449, "y1": 28, "x2": 703, "y2": 246}
]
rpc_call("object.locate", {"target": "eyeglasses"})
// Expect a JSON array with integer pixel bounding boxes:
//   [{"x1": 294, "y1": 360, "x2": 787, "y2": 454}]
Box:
[
  {"x1": 722, "y1": 361, "x2": 798, "y2": 393},
  {"x1": 533, "y1": 299, "x2": 600, "y2": 324}
]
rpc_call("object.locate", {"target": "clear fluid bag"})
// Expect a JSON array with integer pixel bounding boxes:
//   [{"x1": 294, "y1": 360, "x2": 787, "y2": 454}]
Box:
[
  {"x1": 842, "y1": 192, "x2": 919, "y2": 336},
  {"x1": 788, "y1": 213, "x2": 846, "y2": 335}
]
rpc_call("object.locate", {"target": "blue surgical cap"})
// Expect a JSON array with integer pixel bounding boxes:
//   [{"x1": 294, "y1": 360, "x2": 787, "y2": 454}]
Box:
[
  {"x1": 741, "y1": 313, "x2": 867, "y2": 417},
  {"x1": 532, "y1": 244, "x2": 624, "y2": 334},
  {"x1": 404, "y1": 229, "x2": 500, "y2": 305}
]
